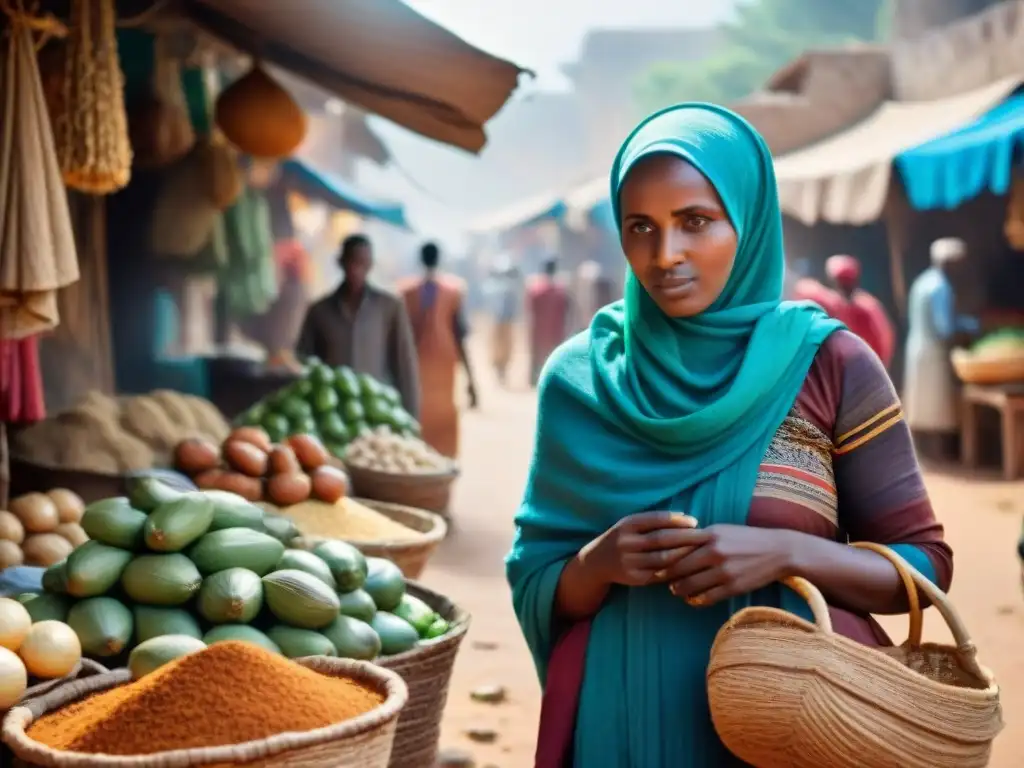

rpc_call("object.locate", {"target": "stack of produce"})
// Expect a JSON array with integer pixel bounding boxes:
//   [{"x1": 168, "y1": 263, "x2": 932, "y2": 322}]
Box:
[
  {"x1": 12, "y1": 390, "x2": 230, "y2": 473},
  {"x1": 285, "y1": 497, "x2": 426, "y2": 544},
  {"x1": 344, "y1": 428, "x2": 451, "y2": 475},
  {"x1": 173, "y1": 427, "x2": 350, "y2": 506},
  {"x1": 234, "y1": 361, "x2": 420, "y2": 458},
  {"x1": 22, "y1": 641, "x2": 384, "y2": 756},
  {"x1": 969, "y1": 328, "x2": 1024, "y2": 359},
  {"x1": 0, "y1": 490, "x2": 88, "y2": 570},
  {"x1": 0, "y1": 598, "x2": 82, "y2": 709},
  {"x1": 21, "y1": 478, "x2": 450, "y2": 666}
]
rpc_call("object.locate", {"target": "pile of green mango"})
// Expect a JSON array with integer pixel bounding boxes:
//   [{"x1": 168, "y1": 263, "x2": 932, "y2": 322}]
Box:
[
  {"x1": 234, "y1": 360, "x2": 420, "y2": 458},
  {"x1": 17, "y1": 476, "x2": 451, "y2": 669}
]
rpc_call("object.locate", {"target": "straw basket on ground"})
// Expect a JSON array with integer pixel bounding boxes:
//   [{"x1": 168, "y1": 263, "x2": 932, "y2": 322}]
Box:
[
  {"x1": 2, "y1": 658, "x2": 408, "y2": 768},
  {"x1": 951, "y1": 349, "x2": 1024, "y2": 385},
  {"x1": 345, "y1": 463, "x2": 458, "y2": 518},
  {"x1": 707, "y1": 542, "x2": 1002, "y2": 768},
  {"x1": 376, "y1": 581, "x2": 470, "y2": 768},
  {"x1": 343, "y1": 499, "x2": 447, "y2": 580}
]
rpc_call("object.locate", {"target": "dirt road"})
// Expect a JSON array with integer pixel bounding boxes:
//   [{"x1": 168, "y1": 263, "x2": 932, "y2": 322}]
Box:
[{"x1": 420, "y1": 335, "x2": 1023, "y2": 767}]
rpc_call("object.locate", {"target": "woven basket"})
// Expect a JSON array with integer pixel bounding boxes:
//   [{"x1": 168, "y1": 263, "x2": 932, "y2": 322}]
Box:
[
  {"x1": 345, "y1": 464, "x2": 459, "y2": 517},
  {"x1": 707, "y1": 542, "x2": 1002, "y2": 768},
  {"x1": 2, "y1": 658, "x2": 408, "y2": 767},
  {"x1": 951, "y1": 349, "x2": 1024, "y2": 385},
  {"x1": 293, "y1": 499, "x2": 448, "y2": 580},
  {"x1": 376, "y1": 581, "x2": 470, "y2": 768}
]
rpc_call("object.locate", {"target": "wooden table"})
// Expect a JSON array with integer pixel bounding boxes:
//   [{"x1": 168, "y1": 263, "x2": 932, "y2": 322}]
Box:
[{"x1": 961, "y1": 384, "x2": 1024, "y2": 481}]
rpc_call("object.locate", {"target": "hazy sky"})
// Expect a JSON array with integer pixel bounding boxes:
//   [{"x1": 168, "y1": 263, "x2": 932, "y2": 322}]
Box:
[
  {"x1": 405, "y1": 0, "x2": 736, "y2": 89},
  {"x1": 360, "y1": 1, "x2": 738, "y2": 244}
]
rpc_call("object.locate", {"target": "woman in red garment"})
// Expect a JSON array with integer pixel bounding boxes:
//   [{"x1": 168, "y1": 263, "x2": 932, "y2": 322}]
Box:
[
  {"x1": 824, "y1": 255, "x2": 896, "y2": 368},
  {"x1": 527, "y1": 258, "x2": 570, "y2": 387}
]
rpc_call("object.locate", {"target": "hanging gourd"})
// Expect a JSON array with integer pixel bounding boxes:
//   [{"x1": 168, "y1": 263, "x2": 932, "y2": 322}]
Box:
[
  {"x1": 128, "y1": 33, "x2": 195, "y2": 170},
  {"x1": 197, "y1": 133, "x2": 243, "y2": 210},
  {"x1": 215, "y1": 63, "x2": 307, "y2": 159},
  {"x1": 51, "y1": 0, "x2": 133, "y2": 194}
]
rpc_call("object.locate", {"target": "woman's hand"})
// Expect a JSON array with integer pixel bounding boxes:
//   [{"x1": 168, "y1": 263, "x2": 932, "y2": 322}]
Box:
[
  {"x1": 654, "y1": 525, "x2": 800, "y2": 607},
  {"x1": 578, "y1": 511, "x2": 699, "y2": 588}
]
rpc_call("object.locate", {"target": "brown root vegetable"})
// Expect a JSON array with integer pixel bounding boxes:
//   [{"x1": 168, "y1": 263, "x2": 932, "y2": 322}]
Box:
[
  {"x1": 286, "y1": 434, "x2": 329, "y2": 472},
  {"x1": 267, "y1": 445, "x2": 301, "y2": 476},
  {"x1": 223, "y1": 440, "x2": 269, "y2": 477},
  {"x1": 310, "y1": 466, "x2": 348, "y2": 504},
  {"x1": 0, "y1": 511, "x2": 25, "y2": 544},
  {"x1": 0, "y1": 540, "x2": 23, "y2": 569},
  {"x1": 194, "y1": 468, "x2": 225, "y2": 490},
  {"x1": 9, "y1": 494, "x2": 60, "y2": 534},
  {"x1": 213, "y1": 472, "x2": 264, "y2": 502},
  {"x1": 47, "y1": 489, "x2": 85, "y2": 524},
  {"x1": 54, "y1": 522, "x2": 89, "y2": 547},
  {"x1": 227, "y1": 426, "x2": 272, "y2": 453},
  {"x1": 266, "y1": 472, "x2": 312, "y2": 507},
  {"x1": 173, "y1": 438, "x2": 221, "y2": 475},
  {"x1": 22, "y1": 533, "x2": 74, "y2": 567}
]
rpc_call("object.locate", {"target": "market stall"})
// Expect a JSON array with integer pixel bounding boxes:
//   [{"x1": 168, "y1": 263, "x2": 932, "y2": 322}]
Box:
[{"x1": 0, "y1": 1, "x2": 516, "y2": 763}]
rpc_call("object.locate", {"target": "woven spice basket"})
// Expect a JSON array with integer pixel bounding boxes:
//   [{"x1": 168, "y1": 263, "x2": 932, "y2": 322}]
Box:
[
  {"x1": 707, "y1": 542, "x2": 1002, "y2": 768},
  {"x1": 294, "y1": 499, "x2": 448, "y2": 580},
  {"x1": 345, "y1": 463, "x2": 459, "y2": 517},
  {"x1": 376, "y1": 581, "x2": 470, "y2": 768},
  {"x1": 951, "y1": 349, "x2": 1024, "y2": 385},
  {"x1": 2, "y1": 658, "x2": 408, "y2": 768}
]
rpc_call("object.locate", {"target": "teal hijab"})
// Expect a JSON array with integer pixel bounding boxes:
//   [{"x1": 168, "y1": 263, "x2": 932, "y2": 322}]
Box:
[{"x1": 506, "y1": 104, "x2": 842, "y2": 766}]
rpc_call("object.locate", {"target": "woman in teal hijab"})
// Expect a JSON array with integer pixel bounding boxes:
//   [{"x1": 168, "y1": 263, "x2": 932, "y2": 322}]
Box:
[{"x1": 506, "y1": 104, "x2": 952, "y2": 766}]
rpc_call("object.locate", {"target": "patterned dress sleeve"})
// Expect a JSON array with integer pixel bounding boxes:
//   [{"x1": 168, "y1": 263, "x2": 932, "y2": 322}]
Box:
[{"x1": 830, "y1": 331, "x2": 953, "y2": 591}]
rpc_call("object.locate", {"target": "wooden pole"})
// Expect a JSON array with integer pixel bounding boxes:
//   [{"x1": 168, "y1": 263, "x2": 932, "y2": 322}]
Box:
[{"x1": 885, "y1": 180, "x2": 911, "y2": 320}]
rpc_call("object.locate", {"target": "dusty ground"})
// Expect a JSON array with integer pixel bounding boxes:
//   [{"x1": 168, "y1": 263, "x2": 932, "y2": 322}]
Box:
[{"x1": 420, "y1": 331, "x2": 1023, "y2": 767}]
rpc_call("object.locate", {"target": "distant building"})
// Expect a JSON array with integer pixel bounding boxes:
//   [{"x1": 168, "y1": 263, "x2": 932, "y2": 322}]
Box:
[{"x1": 562, "y1": 28, "x2": 724, "y2": 173}]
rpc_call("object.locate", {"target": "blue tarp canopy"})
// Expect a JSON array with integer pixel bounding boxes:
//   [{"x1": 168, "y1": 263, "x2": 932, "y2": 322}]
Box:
[
  {"x1": 280, "y1": 159, "x2": 408, "y2": 228},
  {"x1": 896, "y1": 90, "x2": 1024, "y2": 211}
]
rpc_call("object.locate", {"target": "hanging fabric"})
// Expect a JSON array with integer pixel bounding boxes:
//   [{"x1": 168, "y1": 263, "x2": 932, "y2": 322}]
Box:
[
  {"x1": 0, "y1": 0, "x2": 80, "y2": 339},
  {"x1": 1005, "y1": 168, "x2": 1024, "y2": 251}
]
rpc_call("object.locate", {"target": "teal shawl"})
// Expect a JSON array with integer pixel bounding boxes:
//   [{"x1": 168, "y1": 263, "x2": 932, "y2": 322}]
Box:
[{"x1": 506, "y1": 104, "x2": 843, "y2": 766}]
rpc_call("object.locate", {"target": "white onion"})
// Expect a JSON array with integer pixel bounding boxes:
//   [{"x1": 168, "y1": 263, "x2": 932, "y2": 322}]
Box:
[
  {"x1": 0, "y1": 598, "x2": 32, "y2": 652},
  {"x1": 18, "y1": 620, "x2": 82, "y2": 679},
  {"x1": 0, "y1": 646, "x2": 27, "y2": 709}
]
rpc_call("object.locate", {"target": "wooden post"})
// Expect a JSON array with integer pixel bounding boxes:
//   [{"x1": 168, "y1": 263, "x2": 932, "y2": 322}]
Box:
[{"x1": 885, "y1": 181, "x2": 911, "y2": 320}]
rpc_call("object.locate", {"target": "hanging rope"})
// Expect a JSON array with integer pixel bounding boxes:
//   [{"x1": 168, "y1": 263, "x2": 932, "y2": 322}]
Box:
[{"x1": 0, "y1": 0, "x2": 68, "y2": 49}]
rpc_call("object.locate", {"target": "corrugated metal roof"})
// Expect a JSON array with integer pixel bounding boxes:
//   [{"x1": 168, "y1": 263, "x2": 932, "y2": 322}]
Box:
[{"x1": 185, "y1": 0, "x2": 527, "y2": 153}]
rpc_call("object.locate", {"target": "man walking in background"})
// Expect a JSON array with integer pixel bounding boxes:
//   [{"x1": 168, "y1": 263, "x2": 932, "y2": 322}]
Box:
[
  {"x1": 399, "y1": 242, "x2": 478, "y2": 459},
  {"x1": 296, "y1": 234, "x2": 420, "y2": 417},
  {"x1": 486, "y1": 257, "x2": 522, "y2": 387},
  {"x1": 527, "y1": 257, "x2": 570, "y2": 387}
]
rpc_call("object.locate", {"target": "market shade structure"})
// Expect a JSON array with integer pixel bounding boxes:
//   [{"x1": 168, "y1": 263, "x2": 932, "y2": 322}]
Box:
[
  {"x1": 773, "y1": 77, "x2": 1021, "y2": 226},
  {"x1": 280, "y1": 159, "x2": 408, "y2": 229},
  {"x1": 185, "y1": 0, "x2": 527, "y2": 153},
  {"x1": 469, "y1": 192, "x2": 566, "y2": 236},
  {"x1": 896, "y1": 91, "x2": 1024, "y2": 212},
  {"x1": 563, "y1": 176, "x2": 615, "y2": 232}
]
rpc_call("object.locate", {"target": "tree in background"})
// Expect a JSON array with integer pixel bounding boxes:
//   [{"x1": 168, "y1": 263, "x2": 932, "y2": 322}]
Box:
[{"x1": 635, "y1": 0, "x2": 890, "y2": 112}]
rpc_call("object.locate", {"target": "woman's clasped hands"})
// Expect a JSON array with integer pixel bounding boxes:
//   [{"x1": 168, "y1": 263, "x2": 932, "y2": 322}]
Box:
[{"x1": 578, "y1": 511, "x2": 798, "y2": 607}]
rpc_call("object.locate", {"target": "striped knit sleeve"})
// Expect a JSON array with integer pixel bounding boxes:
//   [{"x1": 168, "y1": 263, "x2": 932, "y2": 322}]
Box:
[{"x1": 830, "y1": 331, "x2": 953, "y2": 591}]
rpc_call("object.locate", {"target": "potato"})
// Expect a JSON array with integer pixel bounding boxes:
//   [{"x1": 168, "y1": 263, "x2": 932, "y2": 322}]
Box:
[
  {"x1": 286, "y1": 435, "x2": 329, "y2": 472},
  {"x1": 268, "y1": 445, "x2": 301, "y2": 476},
  {"x1": 227, "y1": 427, "x2": 272, "y2": 453},
  {"x1": 266, "y1": 472, "x2": 312, "y2": 507},
  {"x1": 310, "y1": 466, "x2": 348, "y2": 504},
  {"x1": 213, "y1": 472, "x2": 264, "y2": 502},
  {"x1": 223, "y1": 440, "x2": 269, "y2": 478},
  {"x1": 173, "y1": 438, "x2": 221, "y2": 476}
]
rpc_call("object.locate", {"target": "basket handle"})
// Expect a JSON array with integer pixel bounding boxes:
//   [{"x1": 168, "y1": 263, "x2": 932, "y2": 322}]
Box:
[
  {"x1": 850, "y1": 541, "x2": 923, "y2": 647},
  {"x1": 781, "y1": 576, "x2": 833, "y2": 633},
  {"x1": 849, "y1": 542, "x2": 988, "y2": 680}
]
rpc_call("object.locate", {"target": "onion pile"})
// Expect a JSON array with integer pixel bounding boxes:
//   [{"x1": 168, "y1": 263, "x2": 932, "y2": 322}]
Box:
[
  {"x1": 0, "y1": 598, "x2": 82, "y2": 709},
  {"x1": 343, "y1": 427, "x2": 451, "y2": 474},
  {"x1": 0, "y1": 489, "x2": 88, "y2": 569}
]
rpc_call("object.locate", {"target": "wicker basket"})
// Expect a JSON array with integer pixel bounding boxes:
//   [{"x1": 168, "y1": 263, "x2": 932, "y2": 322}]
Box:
[
  {"x1": 376, "y1": 581, "x2": 470, "y2": 768},
  {"x1": 293, "y1": 499, "x2": 448, "y2": 580},
  {"x1": 345, "y1": 463, "x2": 459, "y2": 517},
  {"x1": 2, "y1": 658, "x2": 408, "y2": 767},
  {"x1": 951, "y1": 349, "x2": 1024, "y2": 385},
  {"x1": 707, "y1": 542, "x2": 1002, "y2": 768}
]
